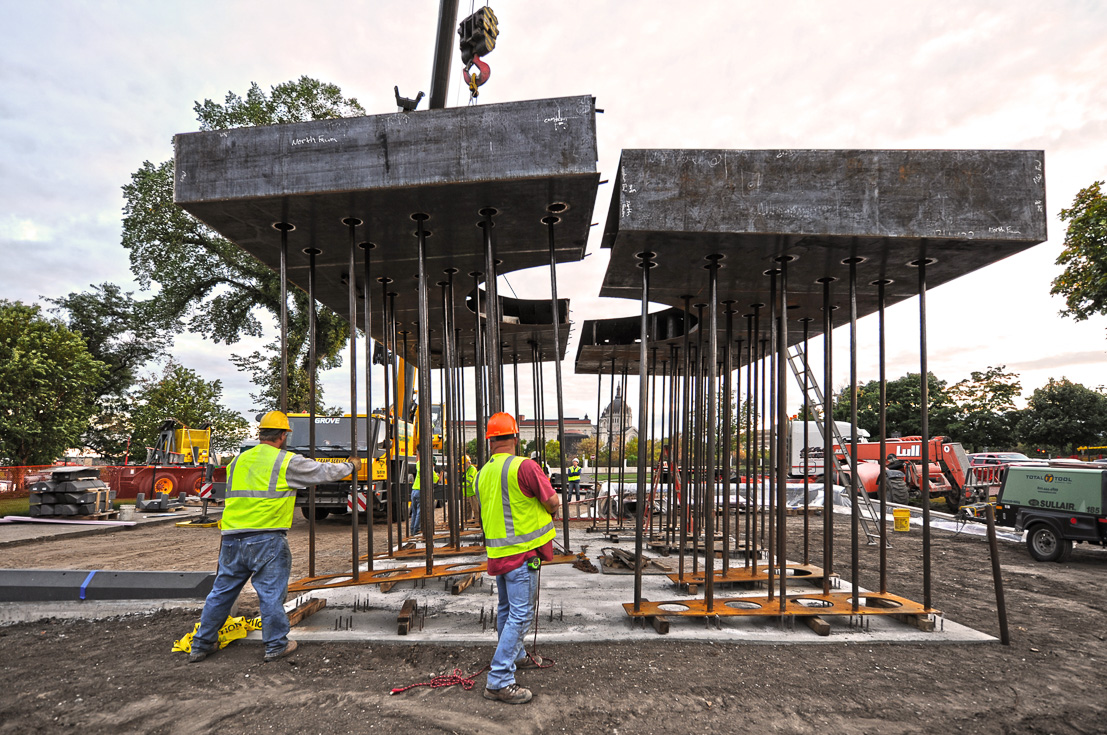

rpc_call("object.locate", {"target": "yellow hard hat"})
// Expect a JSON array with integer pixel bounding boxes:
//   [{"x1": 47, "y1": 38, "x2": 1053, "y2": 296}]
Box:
[{"x1": 259, "y1": 411, "x2": 291, "y2": 431}]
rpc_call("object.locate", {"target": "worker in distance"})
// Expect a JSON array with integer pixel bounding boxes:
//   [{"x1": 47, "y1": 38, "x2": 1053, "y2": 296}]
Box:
[
  {"x1": 477, "y1": 412, "x2": 560, "y2": 704},
  {"x1": 188, "y1": 411, "x2": 362, "y2": 664}
]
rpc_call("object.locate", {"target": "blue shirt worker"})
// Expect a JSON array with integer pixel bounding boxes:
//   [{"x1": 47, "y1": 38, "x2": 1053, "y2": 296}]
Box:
[
  {"x1": 566, "y1": 458, "x2": 583, "y2": 503},
  {"x1": 478, "y1": 412, "x2": 560, "y2": 704},
  {"x1": 409, "y1": 446, "x2": 440, "y2": 537},
  {"x1": 188, "y1": 411, "x2": 361, "y2": 664}
]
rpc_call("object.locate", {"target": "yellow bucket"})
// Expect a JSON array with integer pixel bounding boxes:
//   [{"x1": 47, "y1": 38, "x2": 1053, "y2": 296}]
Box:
[{"x1": 893, "y1": 508, "x2": 911, "y2": 532}]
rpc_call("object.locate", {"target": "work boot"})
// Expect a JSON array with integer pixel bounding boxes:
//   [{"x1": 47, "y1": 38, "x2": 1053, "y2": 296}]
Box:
[
  {"x1": 263, "y1": 639, "x2": 298, "y2": 662},
  {"x1": 515, "y1": 653, "x2": 545, "y2": 669},
  {"x1": 483, "y1": 683, "x2": 533, "y2": 704},
  {"x1": 188, "y1": 648, "x2": 210, "y2": 664}
]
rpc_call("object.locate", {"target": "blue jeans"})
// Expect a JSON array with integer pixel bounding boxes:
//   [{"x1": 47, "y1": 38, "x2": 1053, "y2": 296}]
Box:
[
  {"x1": 409, "y1": 489, "x2": 421, "y2": 535},
  {"x1": 193, "y1": 532, "x2": 292, "y2": 657},
  {"x1": 488, "y1": 562, "x2": 539, "y2": 690},
  {"x1": 568, "y1": 480, "x2": 581, "y2": 503}
]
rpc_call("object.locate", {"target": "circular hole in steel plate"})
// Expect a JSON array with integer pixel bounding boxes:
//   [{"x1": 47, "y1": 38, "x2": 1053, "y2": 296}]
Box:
[
  {"x1": 657, "y1": 603, "x2": 690, "y2": 612},
  {"x1": 862, "y1": 597, "x2": 902, "y2": 609},
  {"x1": 795, "y1": 598, "x2": 834, "y2": 608},
  {"x1": 787, "y1": 568, "x2": 813, "y2": 577},
  {"x1": 724, "y1": 600, "x2": 762, "y2": 610}
]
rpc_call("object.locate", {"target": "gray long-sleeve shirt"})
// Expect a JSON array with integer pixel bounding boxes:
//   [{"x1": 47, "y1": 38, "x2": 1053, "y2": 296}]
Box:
[{"x1": 284, "y1": 454, "x2": 360, "y2": 489}]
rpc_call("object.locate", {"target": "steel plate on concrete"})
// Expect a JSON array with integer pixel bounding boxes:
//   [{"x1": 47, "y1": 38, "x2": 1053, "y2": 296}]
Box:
[
  {"x1": 600, "y1": 149, "x2": 1047, "y2": 350},
  {"x1": 174, "y1": 96, "x2": 598, "y2": 365}
]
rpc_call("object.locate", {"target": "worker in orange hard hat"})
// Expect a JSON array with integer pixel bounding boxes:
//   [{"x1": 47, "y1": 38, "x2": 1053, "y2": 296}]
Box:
[
  {"x1": 477, "y1": 412, "x2": 560, "y2": 704},
  {"x1": 189, "y1": 410, "x2": 362, "y2": 665}
]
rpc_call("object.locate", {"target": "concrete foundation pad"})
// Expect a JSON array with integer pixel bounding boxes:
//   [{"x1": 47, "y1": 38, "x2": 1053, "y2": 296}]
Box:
[{"x1": 270, "y1": 533, "x2": 992, "y2": 646}]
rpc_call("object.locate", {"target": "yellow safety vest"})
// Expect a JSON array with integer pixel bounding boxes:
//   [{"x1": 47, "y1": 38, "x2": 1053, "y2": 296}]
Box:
[
  {"x1": 567, "y1": 465, "x2": 582, "y2": 482},
  {"x1": 412, "y1": 462, "x2": 439, "y2": 491},
  {"x1": 222, "y1": 444, "x2": 296, "y2": 533},
  {"x1": 477, "y1": 453, "x2": 555, "y2": 559},
  {"x1": 463, "y1": 465, "x2": 478, "y2": 497}
]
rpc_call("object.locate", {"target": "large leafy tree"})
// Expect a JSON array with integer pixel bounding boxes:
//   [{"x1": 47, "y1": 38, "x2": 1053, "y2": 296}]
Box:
[
  {"x1": 0, "y1": 301, "x2": 106, "y2": 466},
  {"x1": 1016, "y1": 378, "x2": 1107, "y2": 455},
  {"x1": 947, "y1": 366, "x2": 1022, "y2": 452},
  {"x1": 48, "y1": 283, "x2": 173, "y2": 460},
  {"x1": 121, "y1": 77, "x2": 366, "y2": 412},
  {"x1": 128, "y1": 362, "x2": 249, "y2": 456},
  {"x1": 1051, "y1": 181, "x2": 1107, "y2": 322},
  {"x1": 833, "y1": 372, "x2": 955, "y2": 438}
]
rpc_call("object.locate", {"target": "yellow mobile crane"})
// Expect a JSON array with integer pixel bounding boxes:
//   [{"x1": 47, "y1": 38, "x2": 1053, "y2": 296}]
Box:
[{"x1": 285, "y1": 350, "x2": 445, "y2": 520}]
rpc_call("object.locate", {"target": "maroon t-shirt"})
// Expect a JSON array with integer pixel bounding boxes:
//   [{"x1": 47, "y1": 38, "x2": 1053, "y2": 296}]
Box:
[{"x1": 485, "y1": 456, "x2": 556, "y2": 576}]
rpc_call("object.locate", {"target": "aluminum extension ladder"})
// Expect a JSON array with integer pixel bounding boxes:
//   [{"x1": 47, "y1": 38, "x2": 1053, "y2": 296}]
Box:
[{"x1": 785, "y1": 344, "x2": 885, "y2": 546}]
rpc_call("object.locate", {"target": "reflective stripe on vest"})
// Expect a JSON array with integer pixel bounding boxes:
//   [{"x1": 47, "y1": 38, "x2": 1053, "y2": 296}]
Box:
[
  {"x1": 221, "y1": 444, "x2": 296, "y2": 533},
  {"x1": 477, "y1": 454, "x2": 555, "y2": 557}
]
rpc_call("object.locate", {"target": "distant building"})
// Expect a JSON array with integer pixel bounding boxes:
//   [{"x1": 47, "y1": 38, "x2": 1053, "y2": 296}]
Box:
[{"x1": 598, "y1": 385, "x2": 637, "y2": 444}]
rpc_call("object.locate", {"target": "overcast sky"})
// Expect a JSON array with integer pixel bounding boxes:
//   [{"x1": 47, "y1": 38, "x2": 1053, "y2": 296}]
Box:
[{"x1": 3, "y1": 1, "x2": 1106, "y2": 432}]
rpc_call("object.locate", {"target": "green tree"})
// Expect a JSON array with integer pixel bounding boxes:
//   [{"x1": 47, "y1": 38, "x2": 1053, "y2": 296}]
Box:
[
  {"x1": 1051, "y1": 181, "x2": 1107, "y2": 321},
  {"x1": 128, "y1": 362, "x2": 249, "y2": 455},
  {"x1": 947, "y1": 366, "x2": 1022, "y2": 451},
  {"x1": 576, "y1": 436, "x2": 599, "y2": 464},
  {"x1": 545, "y1": 439, "x2": 561, "y2": 465},
  {"x1": 0, "y1": 301, "x2": 106, "y2": 466},
  {"x1": 48, "y1": 283, "x2": 173, "y2": 460},
  {"x1": 833, "y1": 372, "x2": 955, "y2": 438},
  {"x1": 121, "y1": 77, "x2": 366, "y2": 412},
  {"x1": 1016, "y1": 378, "x2": 1107, "y2": 455}
]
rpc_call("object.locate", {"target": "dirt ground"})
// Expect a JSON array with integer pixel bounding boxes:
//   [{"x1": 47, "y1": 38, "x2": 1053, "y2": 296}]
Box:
[{"x1": 2, "y1": 510, "x2": 1106, "y2": 734}]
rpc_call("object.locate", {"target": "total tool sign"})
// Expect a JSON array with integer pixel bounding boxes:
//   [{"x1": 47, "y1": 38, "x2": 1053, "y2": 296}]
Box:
[{"x1": 999, "y1": 467, "x2": 1106, "y2": 515}]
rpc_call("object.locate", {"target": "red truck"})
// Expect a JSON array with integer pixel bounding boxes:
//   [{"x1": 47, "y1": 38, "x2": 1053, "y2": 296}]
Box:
[{"x1": 835, "y1": 436, "x2": 985, "y2": 511}]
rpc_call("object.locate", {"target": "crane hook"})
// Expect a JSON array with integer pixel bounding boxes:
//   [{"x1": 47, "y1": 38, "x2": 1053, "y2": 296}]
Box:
[{"x1": 462, "y1": 56, "x2": 492, "y2": 99}]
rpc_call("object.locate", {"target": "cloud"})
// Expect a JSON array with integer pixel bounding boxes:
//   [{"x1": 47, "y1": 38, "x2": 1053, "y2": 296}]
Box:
[
  {"x1": 0, "y1": 216, "x2": 51, "y2": 242},
  {"x1": 1010, "y1": 350, "x2": 1107, "y2": 372}
]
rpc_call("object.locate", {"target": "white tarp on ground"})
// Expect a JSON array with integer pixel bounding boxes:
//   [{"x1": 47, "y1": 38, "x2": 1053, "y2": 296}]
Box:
[
  {"x1": 596, "y1": 481, "x2": 1025, "y2": 543},
  {"x1": 596, "y1": 481, "x2": 849, "y2": 514}
]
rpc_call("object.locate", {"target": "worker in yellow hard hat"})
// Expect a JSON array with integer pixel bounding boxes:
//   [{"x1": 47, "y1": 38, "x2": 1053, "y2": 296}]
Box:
[
  {"x1": 462, "y1": 454, "x2": 479, "y2": 520},
  {"x1": 478, "y1": 412, "x2": 560, "y2": 705},
  {"x1": 188, "y1": 410, "x2": 362, "y2": 664},
  {"x1": 409, "y1": 444, "x2": 440, "y2": 537}
]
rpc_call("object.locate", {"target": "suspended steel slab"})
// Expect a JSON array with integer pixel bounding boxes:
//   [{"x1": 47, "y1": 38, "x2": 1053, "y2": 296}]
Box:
[
  {"x1": 174, "y1": 95, "x2": 599, "y2": 365},
  {"x1": 600, "y1": 149, "x2": 1047, "y2": 346},
  {"x1": 574, "y1": 307, "x2": 696, "y2": 374}
]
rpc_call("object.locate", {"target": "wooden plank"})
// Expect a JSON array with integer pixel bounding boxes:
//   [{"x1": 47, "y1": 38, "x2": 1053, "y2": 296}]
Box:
[
  {"x1": 450, "y1": 573, "x2": 478, "y2": 596},
  {"x1": 892, "y1": 613, "x2": 936, "y2": 632},
  {"x1": 802, "y1": 615, "x2": 831, "y2": 636},
  {"x1": 648, "y1": 615, "x2": 670, "y2": 634},
  {"x1": 287, "y1": 598, "x2": 326, "y2": 627},
  {"x1": 397, "y1": 599, "x2": 418, "y2": 635}
]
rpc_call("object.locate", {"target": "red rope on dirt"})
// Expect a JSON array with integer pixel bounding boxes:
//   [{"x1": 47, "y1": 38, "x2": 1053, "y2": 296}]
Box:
[
  {"x1": 524, "y1": 651, "x2": 556, "y2": 668},
  {"x1": 388, "y1": 653, "x2": 555, "y2": 695},
  {"x1": 389, "y1": 665, "x2": 489, "y2": 695}
]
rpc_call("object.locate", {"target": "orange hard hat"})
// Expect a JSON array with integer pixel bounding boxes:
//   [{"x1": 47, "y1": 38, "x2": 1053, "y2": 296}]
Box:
[{"x1": 485, "y1": 412, "x2": 519, "y2": 439}]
